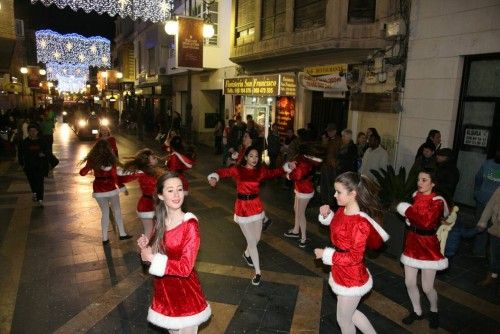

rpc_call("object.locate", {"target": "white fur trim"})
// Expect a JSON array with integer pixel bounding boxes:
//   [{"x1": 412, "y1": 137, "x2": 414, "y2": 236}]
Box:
[
  {"x1": 328, "y1": 272, "x2": 373, "y2": 296},
  {"x1": 184, "y1": 212, "x2": 198, "y2": 222},
  {"x1": 304, "y1": 155, "x2": 322, "y2": 163},
  {"x1": 412, "y1": 191, "x2": 417, "y2": 197},
  {"x1": 358, "y1": 212, "x2": 390, "y2": 242},
  {"x1": 100, "y1": 166, "x2": 112, "y2": 171},
  {"x1": 433, "y1": 196, "x2": 449, "y2": 217},
  {"x1": 283, "y1": 162, "x2": 292, "y2": 173},
  {"x1": 322, "y1": 247, "x2": 335, "y2": 265},
  {"x1": 173, "y1": 152, "x2": 192, "y2": 168},
  {"x1": 137, "y1": 211, "x2": 155, "y2": 219},
  {"x1": 148, "y1": 304, "x2": 211, "y2": 330},
  {"x1": 235, "y1": 212, "x2": 265, "y2": 224},
  {"x1": 400, "y1": 254, "x2": 448, "y2": 270},
  {"x1": 207, "y1": 172, "x2": 219, "y2": 182},
  {"x1": 295, "y1": 190, "x2": 314, "y2": 199},
  {"x1": 318, "y1": 211, "x2": 334, "y2": 226},
  {"x1": 149, "y1": 253, "x2": 168, "y2": 277},
  {"x1": 117, "y1": 168, "x2": 143, "y2": 176},
  {"x1": 397, "y1": 202, "x2": 411, "y2": 216},
  {"x1": 92, "y1": 188, "x2": 120, "y2": 198}
]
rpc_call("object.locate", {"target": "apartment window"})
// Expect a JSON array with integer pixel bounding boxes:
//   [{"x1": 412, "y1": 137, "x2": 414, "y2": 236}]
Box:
[
  {"x1": 15, "y1": 19, "x2": 25, "y2": 37},
  {"x1": 261, "y1": 0, "x2": 286, "y2": 40},
  {"x1": 348, "y1": 0, "x2": 376, "y2": 23},
  {"x1": 294, "y1": 0, "x2": 325, "y2": 31},
  {"x1": 193, "y1": 1, "x2": 219, "y2": 46},
  {"x1": 235, "y1": 0, "x2": 255, "y2": 46},
  {"x1": 148, "y1": 47, "x2": 156, "y2": 75}
]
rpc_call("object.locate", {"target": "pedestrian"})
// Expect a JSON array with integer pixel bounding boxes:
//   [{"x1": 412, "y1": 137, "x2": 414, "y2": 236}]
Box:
[
  {"x1": 396, "y1": 168, "x2": 449, "y2": 329},
  {"x1": 360, "y1": 133, "x2": 388, "y2": 182},
  {"x1": 39, "y1": 112, "x2": 55, "y2": 154},
  {"x1": 213, "y1": 118, "x2": 224, "y2": 155},
  {"x1": 119, "y1": 149, "x2": 164, "y2": 238},
  {"x1": 320, "y1": 123, "x2": 342, "y2": 210},
  {"x1": 415, "y1": 129, "x2": 441, "y2": 160},
  {"x1": 137, "y1": 173, "x2": 211, "y2": 332},
  {"x1": 166, "y1": 135, "x2": 194, "y2": 196},
  {"x1": 434, "y1": 148, "x2": 460, "y2": 204},
  {"x1": 315, "y1": 172, "x2": 389, "y2": 334},
  {"x1": 409, "y1": 142, "x2": 436, "y2": 180},
  {"x1": 98, "y1": 125, "x2": 118, "y2": 158},
  {"x1": 19, "y1": 123, "x2": 50, "y2": 206},
  {"x1": 161, "y1": 129, "x2": 179, "y2": 155},
  {"x1": 222, "y1": 119, "x2": 235, "y2": 166},
  {"x1": 266, "y1": 123, "x2": 281, "y2": 169},
  {"x1": 207, "y1": 145, "x2": 289, "y2": 285},
  {"x1": 283, "y1": 144, "x2": 323, "y2": 248},
  {"x1": 79, "y1": 140, "x2": 132, "y2": 244},
  {"x1": 355, "y1": 132, "x2": 367, "y2": 159},
  {"x1": 336, "y1": 129, "x2": 359, "y2": 174}
]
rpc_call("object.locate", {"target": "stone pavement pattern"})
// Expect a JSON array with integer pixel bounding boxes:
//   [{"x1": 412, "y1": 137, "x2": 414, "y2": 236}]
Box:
[{"x1": 0, "y1": 124, "x2": 499, "y2": 333}]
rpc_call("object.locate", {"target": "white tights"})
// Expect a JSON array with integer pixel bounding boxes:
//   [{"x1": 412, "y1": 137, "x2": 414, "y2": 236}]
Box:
[
  {"x1": 239, "y1": 220, "x2": 263, "y2": 275},
  {"x1": 140, "y1": 218, "x2": 154, "y2": 238},
  {"x1": 336, "y1": 295, "x2": 376, "y2": 334},
  {"x1": 95, "y1": 195, "x2": 127, "y2": 241},
  {"x1": 404, "y1": 265, "x2": 438, "y2": 314},
  {"x1": 293, "y1": 196, "x2": 311, "y2": 241},
  {"x1": 168, "y1": 325, "x2": 198, "y2": 334}
]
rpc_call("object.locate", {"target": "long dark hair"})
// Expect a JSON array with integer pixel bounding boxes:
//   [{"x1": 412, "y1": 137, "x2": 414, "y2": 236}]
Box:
[
  {"x1": 150, "y1": 172, "x2": 183, "y2": 254},
  {"x1": 80, "y1": 139, "x2": 117, "y2": 169},
  {"x1": 335, "y1": 172, "x2": 383, "y2": 225},
  {"x1": 122, "y1": 148, "x2": 163, "y2": 177},
  {"x1": 238, "y1": 145, "x2": 262, "y2": 167},
  {"x1": 426, "y1": 130, "x2": 440, "y2": 143}
]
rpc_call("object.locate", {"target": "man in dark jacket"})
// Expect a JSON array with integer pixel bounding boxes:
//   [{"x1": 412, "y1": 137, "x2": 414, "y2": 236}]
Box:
[{"x1": 435, "y1": 148, "x2": 460, "y2": 204}]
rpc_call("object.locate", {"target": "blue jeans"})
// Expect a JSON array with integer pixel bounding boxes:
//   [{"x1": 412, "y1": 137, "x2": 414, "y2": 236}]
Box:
[
  {"x1": 490, "y1": 235, "x2": 500, "y2": 274},
  {"x1": 445, "y1": 226, "x2": 480, "y2": 257}
]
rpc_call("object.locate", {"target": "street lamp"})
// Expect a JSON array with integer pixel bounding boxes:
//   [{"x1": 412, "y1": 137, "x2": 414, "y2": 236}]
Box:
[
  {"x1": 39, "y1": 69, "x2": 46, "y2": 75},
  {"x1": 20, "y1": 67, "x2": 28, "y2": 74}
]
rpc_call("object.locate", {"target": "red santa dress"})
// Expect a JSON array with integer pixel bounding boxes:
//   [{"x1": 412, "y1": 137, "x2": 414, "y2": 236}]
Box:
[
  {"x1": 147, "y1": 213, "x2": 211, "y2": 329},
  {"x1": 319, "y1": 207, "x2": 389, "y2": 296},
  {"x1": 166, "y1": 151, "x2": 194, "y2": 196},
  {"x1": 106, "y1": 137, "x2": 119, "y2": 157},
  {"x1": 286, "y1": 155, "x2": 322, "y2": 199},
  {"x1": 117, "y1": 170, "x2": 157, "y2": 219},
  {"x1": 208, "y1": 165, "x2": 284, "y2": 224},
  {"x1": 79, "y1": 162, "x2": 125, "y2": 198},
  {"x1": 397, "y1": 192, "x2": 449, "y2": 270}
]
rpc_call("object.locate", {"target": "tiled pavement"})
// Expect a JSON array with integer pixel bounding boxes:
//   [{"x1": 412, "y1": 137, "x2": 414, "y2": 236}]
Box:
[{"x1": 1, "y1": 124, "x2": 499, "y2": 334}]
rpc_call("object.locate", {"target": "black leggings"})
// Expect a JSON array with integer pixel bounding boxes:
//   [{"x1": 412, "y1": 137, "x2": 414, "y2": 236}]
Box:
[{"x1": 25, "y1": 169, "x2": 45, "y2": 200}]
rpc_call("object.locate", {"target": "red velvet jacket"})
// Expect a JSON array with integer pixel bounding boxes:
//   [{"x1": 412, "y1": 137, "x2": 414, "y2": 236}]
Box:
[
  {"x1": 79, "y1": 162, "x2": 122, "y2": 198},
  {"x1": 166, "y1": 152, "x2": 194, "y2": 192},
  {"x1": 118, "y1": 170, "x2": 157, "y2": 214}
]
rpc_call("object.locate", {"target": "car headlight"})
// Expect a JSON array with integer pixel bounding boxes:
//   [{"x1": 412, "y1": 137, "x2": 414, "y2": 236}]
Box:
[
  {"x1": 100, "y1": 118, "x2": 110, "y2": 126},
  {"x1": 62, "y1": 111, "x2": 68, "y2": 116},
  {"x1": 78, "y1": 119, "x2": 87, "y2": 127}
]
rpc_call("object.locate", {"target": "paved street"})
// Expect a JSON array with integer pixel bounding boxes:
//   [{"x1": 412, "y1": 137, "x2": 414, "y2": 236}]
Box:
[{"x1": 1, "y1": 124, "x2": 499, "y2": 334}]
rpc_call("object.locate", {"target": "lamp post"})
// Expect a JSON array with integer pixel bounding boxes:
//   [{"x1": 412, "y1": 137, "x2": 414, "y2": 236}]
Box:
[{"x1": 19, "y1": 67, "x2": 28, "y2": 108}]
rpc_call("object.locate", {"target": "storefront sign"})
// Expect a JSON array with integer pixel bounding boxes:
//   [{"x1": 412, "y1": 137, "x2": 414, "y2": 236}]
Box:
[
  {"x1": 27, "y1": 66, "x2": 42, "y2": 89},
  {"x1": 176, "y1": 16, "x2": 204, "y2": 70},
  {"x1": 275, "y1": 96, "x2": 295, "y2": 133},
  {"x1": 224, "y1": 74, "x2": 296, "y2": 96},
  {"x1": 298, "y1": 72, "x2": 348, "y2": 92},
  {"x1": 464, "y1": 127, "x2": 489, "y2": 147},
  {"x1": 304, "y1": 64, "x2": 347, "y2": 76}
]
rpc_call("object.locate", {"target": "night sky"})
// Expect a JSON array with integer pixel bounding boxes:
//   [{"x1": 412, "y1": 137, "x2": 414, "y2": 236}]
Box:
[{"x1": 14, "y1": 0, "x2": 116, "y2": 41}]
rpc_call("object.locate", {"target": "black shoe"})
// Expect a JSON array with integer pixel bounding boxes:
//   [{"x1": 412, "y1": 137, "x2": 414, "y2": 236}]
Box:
[
  {"x1": 102, "y1": 240, "x2": 110, "y2": 246},
  {"x1": 262, "y1": 219, "x2": 273, "y2": 232},
  {"x1": 402, "y1": 311, "x2": 423, "y2": 325},
  {"x1": 428, "y1": 311, "x2": 439, "y2": 329},
  {"x1": 119, "y1": 234, "x2": 133, "y2": 240},
  {"x1": 284, "y1": 230, "x2": 300, "y2": 238},
  {"x1": 242, "y1": 253, "x2": 254, "y2": 267},
  {"x1": 299, "y1": 239, "x2": 307, "y2": 248},
  {"x1": 252, "y1": 274, "x2": 261, "y2": 286}
]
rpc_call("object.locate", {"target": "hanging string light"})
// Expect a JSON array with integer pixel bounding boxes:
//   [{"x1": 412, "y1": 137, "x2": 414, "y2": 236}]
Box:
[
  {"x1": 46, "y1": 62, "x2": 89, "y2": 81},
  {"x1": 36, "y1": 30, "x2": 110, "y2": 67},
  {"x1": 54, "y1": 74, "x2": 88, "y2": 93},
  {"x1": 31, "y1": 0, "x2": 174, "y2": 22}
]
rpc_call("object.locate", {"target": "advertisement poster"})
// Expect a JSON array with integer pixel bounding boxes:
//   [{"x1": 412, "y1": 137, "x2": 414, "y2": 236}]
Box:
[
  {"x1": 275, "y1": 96, "x2": 295, "y2": 134},
  {"x1": 176, "y1": 16, "x2": 204, "y2": 69}
]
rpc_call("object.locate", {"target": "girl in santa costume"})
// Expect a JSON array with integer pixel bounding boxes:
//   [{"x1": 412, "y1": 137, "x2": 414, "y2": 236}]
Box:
[
  {"x1": 315, "y1": 172, "x2": 389, "y2": 334},
  {"x1": 207, "y1": 145, "x2": 289, "y2": 285},
  {"x1": 137, "y1": 173, "x2": 211, "y2": 333},
  {"x1": 161, "y1": 129, "x2": 178, "y2": 154},
  {"x1": 166, "y1": 136, "x2": 194, "y2": 196},
  {"x1": 98, "y1": 125, "x2": 118, "y2": 158},
  {"x1": 79, "y1": 140, "x2": 132, "y2": 245},
  {"x1": 396, "y1": 168, "x2": 449, "y2": 329},
  {"x1": 118, "y1": 148, "x2": 164, "y2": 238},
  {"x1": 283, "y1": 143, "x2": 323, "y2": 248}
]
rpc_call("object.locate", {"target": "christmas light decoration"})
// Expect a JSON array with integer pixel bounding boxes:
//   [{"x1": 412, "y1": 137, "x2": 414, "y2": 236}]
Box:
[
  {"x1": 54, "y1": 74, "x2": 88, "y2": 93},
  {"x1": 36, "y1": 30, "x2": 110, "y2": 67},
  {"x1": 46, "y1": 62, "x2": 89, "y2": 81},
  {"x1": 31, "y1": 0, "x2": 174, "y2": 23}
]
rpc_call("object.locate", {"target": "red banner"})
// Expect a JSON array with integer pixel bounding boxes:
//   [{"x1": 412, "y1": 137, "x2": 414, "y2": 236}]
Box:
[{"x1": 176, "y1": 16, "x2": 204, "y2": 69}]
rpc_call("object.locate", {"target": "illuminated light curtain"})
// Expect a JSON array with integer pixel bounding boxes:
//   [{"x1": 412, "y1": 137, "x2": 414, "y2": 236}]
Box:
[
  {"x1": 46, "y1": 62, "x2": 89, "y2": 81},
  {"x1": 36, "y1": 30, "x2": 110, "y2": 67},
  {"x1": 55, "y1": 74, "x2": 88, "y2": 93},
  {"x1": 31, "y1": 0, "x2": 174, "y2": 22}
]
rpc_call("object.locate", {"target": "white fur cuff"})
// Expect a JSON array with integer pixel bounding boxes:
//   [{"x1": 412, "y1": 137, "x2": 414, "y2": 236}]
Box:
[
  {"x1": 322, "y1": 247, "x2": 335, "y2": 265},
  {"x1": 283, "y1": 162, "x2": 292, "y2": 173},
  {"x1": 396, "y1": 202, "x2": 411, "y2": 216},
  {"x1": 318, "y1": 211, "x2": 334, "y2": 225},
  {"x1": 149, "y1": 253, "x2": 168, "y2": 277},
  {"x1": 207, "y1": 172, "x2": 219, "y2": 182}
]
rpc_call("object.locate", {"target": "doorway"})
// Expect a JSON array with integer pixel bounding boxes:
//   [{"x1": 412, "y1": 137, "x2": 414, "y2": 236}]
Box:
[{"x1": 310, "y1": 91, "x2": 349, "y2": 136}]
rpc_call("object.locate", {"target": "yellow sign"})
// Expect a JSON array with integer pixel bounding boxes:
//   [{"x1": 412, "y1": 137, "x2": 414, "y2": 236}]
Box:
[
  {"x1": 224, "y1": 74, "x2": 296, "y2": 96},
  {"x1": 279, "y1": 75, "x2": 297, "y2": 96},
  {"x1": 304, "y1": 64, "x2": 348, "y2": 76}
]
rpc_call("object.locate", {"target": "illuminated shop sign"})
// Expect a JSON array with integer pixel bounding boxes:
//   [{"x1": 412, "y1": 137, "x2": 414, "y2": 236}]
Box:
[{"x1": 224, "y1": 74, "x2": 296, "y2": 96}]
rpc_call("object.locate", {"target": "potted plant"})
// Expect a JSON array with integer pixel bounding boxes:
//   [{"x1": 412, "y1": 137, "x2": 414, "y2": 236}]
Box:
[{"x1": 371, "y1": 166, "x2": 418, "y2": 258}]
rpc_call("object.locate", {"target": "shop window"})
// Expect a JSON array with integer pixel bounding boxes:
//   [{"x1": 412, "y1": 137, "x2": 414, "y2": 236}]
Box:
[
  {"x1": 193, "y1": 1, "x2": 219, "y2": 46},
  {"x1": 261, "y1": 0, "x2": 286, "y2": 40},
  {"x1": 348, "y1": 0, "x2": 376, "y2": 24},
  {"x1": 294, "y1": 0, "x2": 325, "y2": 31},
  {"x1": 235, "y1": 0, "x2": 255, "y2": 46}
]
